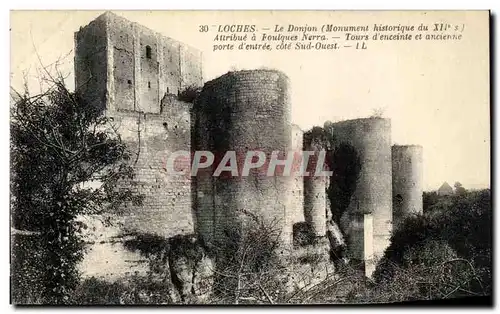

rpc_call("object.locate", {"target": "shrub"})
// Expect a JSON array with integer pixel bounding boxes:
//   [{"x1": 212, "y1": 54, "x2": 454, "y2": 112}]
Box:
[
  {"x1": 11, "y1": 234, "x2": 45, "y2": 304},
  {"x1": 371, "y1": 189, "x2": 491, "y2": 301},
  {"x1": 348, "y1": 258, "x2": 485, "y2": 303},
  {"x1": 210, "y1": 213, "x2": 290, "y2": 304},
  {"x1": 292, "y1": 222, "x2": 315, "y2": 247},
  {"x1": 177, "y1": 85, "x2": 201, "y2": 103},
  {"x1": 11, "y1": 75, "x2": 142, "y2": 304},
  {"x1": 71, "y1": 275, "x2": 176, "y2": 305}
]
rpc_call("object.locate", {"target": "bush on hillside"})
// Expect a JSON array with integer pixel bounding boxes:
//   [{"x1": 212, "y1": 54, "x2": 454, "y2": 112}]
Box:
[{"x1": 372, "y1": 189, "x2": 491, "y2": 300}]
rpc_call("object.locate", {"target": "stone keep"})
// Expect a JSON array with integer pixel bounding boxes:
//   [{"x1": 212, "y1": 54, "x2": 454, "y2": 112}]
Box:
[
  {"x1": 194, "y1": 70, "x2": 293, "y2": 249},
  {"x1": 74, "y1": 11, "x2": 203, "y2": 237},
  {"x1": 327, "y1": 118, "x2": 393, "y2": 262},
  {"x1": 392, "y1": 145, "x2": 424, "y2": 226},
  {"x1": 75, "y1": 11, "x2": 203, "y2": 113}
]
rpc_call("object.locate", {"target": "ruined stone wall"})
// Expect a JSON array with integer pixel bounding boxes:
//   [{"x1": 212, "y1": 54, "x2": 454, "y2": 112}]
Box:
[
  {"x1": 392, "y1": 145, "x2": 423, "y2": 226},
  {"x1": 102, "y1": 12, "x2": 203, "y2": 113},
  {"x1": 328, "y1": 118, "x2": 392, "y2": 261},
  {"x1": 137, "y1": 23, "x2": 160, "y2": 113},
  {"x1": 195, "y1": 70, "x2": 293, "y2": 249},
  {"x1": 191, "y1": 98, "x2": 214, "y2": 246},
  {"x1": 107, "y1": 13, "x2": 135, "y2": 112}
]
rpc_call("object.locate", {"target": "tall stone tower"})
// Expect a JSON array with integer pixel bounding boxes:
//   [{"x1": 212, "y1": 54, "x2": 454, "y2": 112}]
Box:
[
  {"x1": 194, "y1": 69, "x2": 293, "y2": 250},
  {"x1": 326, "y1": 118, "x2": 392, "y2": 274},
  {"x1": 303, "y1": 134, "x2": 328, "y2": 237},
  {"x1": 74, "y1": 11, "x2": 203, "y2": 114},
  {"x1": 74, "y1": 12, "x2": 203, "y2": 238},
  {"x1": 290, "y1": 124, "x2": 305, "y2": 224},
  {"x1": 392, "y1": 145, "x2": 424, "y2": 226}
]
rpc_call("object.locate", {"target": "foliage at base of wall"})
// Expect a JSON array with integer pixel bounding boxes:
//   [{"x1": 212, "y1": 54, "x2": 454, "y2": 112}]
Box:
[
  {"x1": 10, "y1": 77, "x2": 143, "y2": 304},
  {"x1": 11, "y1": 234, "x2": 45, "y2": 304},
  {"x1": 71, "y1": 275, "x2": 176, "y2": 305},
  {"x1": 373, "y1": 189, "x2": 491, "y2": 298},
  {"x1": 14, "y1": 189, "x2": 491, "y2": 304}
]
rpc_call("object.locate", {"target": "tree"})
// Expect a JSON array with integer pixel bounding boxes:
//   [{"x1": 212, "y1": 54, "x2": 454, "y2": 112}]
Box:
[
  {"x1": 422, "y1": 191, "x2": 439, "y2": 212},
  {"x1": 370, "y1": 107, "x2": 385, "y2": 118},
  {"x1": 206, "y1": 209, "x2": 306, "y2": 304},
  {"x1": 10, "y1": 72, "x2": 143, "y2": 304},
  {"x1": 454, "y1": 182, "x2": 467, "y2": 196},
  {"x1": 177, "y1": 85, "x2": 202, "y2": 104},
  {"x1": 373, "y1": 189, "x2": 491, "y2": 298}
]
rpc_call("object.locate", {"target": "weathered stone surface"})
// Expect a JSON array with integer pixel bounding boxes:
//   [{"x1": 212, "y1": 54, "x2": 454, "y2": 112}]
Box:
[
  {"x1": 72, "y1": 12, "x2": 421, "y2": 299},
  {"x1": 168, "y1": 234, "x2": 215, "y2": 303},
  {"x1": 392, "y1": 145, "x2": 424, "y2": 226},
  {"x1": 195, "y1": 69, "x2": 294, "y2": 249},
  {"x1": 75, "y1": 12, "x2": 203, "y2": 244},
  {"x1": 327, "y1": 118, "x2": 393, "y2": 261}
]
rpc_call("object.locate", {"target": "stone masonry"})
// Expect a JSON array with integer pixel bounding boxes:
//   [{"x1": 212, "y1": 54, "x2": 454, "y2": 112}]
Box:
[{"x1": 75, "y1": 12, "x2": 423, "y2": 281}]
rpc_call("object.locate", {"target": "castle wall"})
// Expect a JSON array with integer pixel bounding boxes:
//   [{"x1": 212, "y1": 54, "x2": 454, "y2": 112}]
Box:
[
  {"x1": 392, "y1": 145, "x2": 423, "y2": 226},
  {"x1": 76, "y1": 11, "x2": 203, "y2": 115},
  {"x1": 112, "y1": 96, "x2": 194, "y2": 237},
  {"x1": 328, "y1": 118, "x2": 392, "y2": 261},
  {"x1": 77, "y1": 97, "x2": 194, "y2": 278},
  {"x1": 74, "y1": 14, "x2": 108, "y2": 112},
  {"x1": 191, "y1": 100, "x2": 215, "y2": 245},
  {"x1": 159, "y1": 37, "x2": 182, "y2": 96},
  {"x1": 137, "y1": 24, "x2": 160, "y2": 113},
  {"x1": 303, "y1": 138, "x2": 327, "y2": 237},
  {"x1": 180, "y1": 45, "x2": 203, "y2": 89},
  {"x1": 107, "y1": 13, "x2": 136, "y2": 112},
  {"x1": 195, "y1": 70, "x2": 293, "y2": 249},
  {"x1": 74, "y1": 12, "x2": 204, "y2": 241},
  {"x1": 290, "y1": 124, "x2": 305, "y2": 224}
]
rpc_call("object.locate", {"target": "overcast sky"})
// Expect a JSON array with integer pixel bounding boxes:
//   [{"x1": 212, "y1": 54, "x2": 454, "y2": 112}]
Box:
[{"x1": 10, "y1": 10, "x2": 490, "y2": 191}]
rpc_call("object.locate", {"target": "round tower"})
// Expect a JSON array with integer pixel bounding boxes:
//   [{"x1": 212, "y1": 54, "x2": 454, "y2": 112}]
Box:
[
  {"x1": 391, "y1": 145, "x2": 423, "y2": 226},
  {"x1": 327, "y1": 118, "x2": 392, "y2": 261},
  {"x1": 303, "y1": 134, "x2": 328, "y2": 237},
  {"x1": 195, "y1": 69, "x2": 293, "y2": 249},
  {"x1": 290, "y1": 124, "x2": 305, "y2": 224}
]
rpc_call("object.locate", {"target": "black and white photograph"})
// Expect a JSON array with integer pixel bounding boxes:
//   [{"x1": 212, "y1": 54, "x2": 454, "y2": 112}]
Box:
[{"x1": 9, "y1": 9, "x2": 492, "y2": 305}]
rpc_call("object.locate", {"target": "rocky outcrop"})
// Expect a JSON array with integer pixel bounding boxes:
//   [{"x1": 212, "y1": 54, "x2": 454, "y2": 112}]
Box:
[
  {"x1": 168, "y1": 234, "x2": 214, "y2": 303},
  {"x1": 121, "y1": 233, "x2": 215, "y2": 303}
]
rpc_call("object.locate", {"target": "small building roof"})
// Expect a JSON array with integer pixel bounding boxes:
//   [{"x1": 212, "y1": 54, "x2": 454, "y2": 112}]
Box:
[{"x1": 437, "y1": 181, "x2": 454, "y2": 195}]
